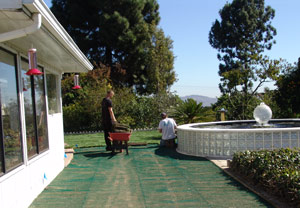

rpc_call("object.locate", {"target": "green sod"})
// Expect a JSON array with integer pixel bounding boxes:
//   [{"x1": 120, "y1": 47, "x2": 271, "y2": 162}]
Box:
[
  {"x1": 64, "y1": 130, "x2": 161, "y2": 148},
  {"x1": 30, "y1": 146, "x2": 271, "y2": 208}
]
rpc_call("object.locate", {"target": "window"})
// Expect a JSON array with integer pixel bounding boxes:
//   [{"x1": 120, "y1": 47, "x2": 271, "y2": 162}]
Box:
[
  {"x1": 21, "y1": 60, "x2": 49, "y2": 158},
  {"x1": 34, "y1": 72, "x2": 48, "y2": 152},
  {"x1": 0, "y1": 48, "x2": 23, "y2": 174},
  {"x1": 46, "y1": 73, "x2": 59, "y2": 114}
]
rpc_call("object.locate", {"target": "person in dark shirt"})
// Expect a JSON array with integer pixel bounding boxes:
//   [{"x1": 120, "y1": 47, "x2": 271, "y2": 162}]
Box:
[{"x1": 102, "y1": 90, "x2": 117, "y2": 151}]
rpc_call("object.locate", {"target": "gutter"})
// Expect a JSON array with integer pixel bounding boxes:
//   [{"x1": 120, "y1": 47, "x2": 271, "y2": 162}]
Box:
[
  {"x1": 0, "y1": 13, "x2": 41, "y2": 43},
  {"x1": 24, "y1": 0, "x2": 93, "y2": 71}
]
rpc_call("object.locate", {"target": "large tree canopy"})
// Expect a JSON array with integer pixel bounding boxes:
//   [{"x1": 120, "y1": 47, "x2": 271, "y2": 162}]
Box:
[
  {"x1": 51, "y1": 0, "x2": 175, "y2": 94},
  {"x1": 209, "y1": 0, "x2": 277, "y2": 94},
  {"x1": 209, "y1": 0, "x2": 280, "y2": 119},
  {"x1": 275, "y1": 58, "x2": 300, "y2": 117},
  {"x1": 144, "y1": 28, "x2": 176, "y2": 93}
]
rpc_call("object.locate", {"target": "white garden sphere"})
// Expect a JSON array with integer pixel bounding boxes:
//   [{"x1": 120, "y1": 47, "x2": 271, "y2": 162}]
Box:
[{"x1": 253, "y1": 102, "x2": 272, "y2": 125}]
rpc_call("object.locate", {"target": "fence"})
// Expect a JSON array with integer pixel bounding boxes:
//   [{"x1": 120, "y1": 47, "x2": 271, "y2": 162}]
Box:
[{"x1": 64, "y1": 128, "x2": 157, "y2": 135}]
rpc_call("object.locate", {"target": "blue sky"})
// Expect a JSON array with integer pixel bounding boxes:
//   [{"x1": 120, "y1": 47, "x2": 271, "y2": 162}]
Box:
[{"x1": 44, "y1": 0, "x2": 300, "y2": 98}]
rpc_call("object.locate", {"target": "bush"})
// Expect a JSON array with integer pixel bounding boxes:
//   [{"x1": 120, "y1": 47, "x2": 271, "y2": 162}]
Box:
[
  {"x1": 113, "y1": 90, "x2": 181, "y2": 129},
  {"x1": 61, "y1": 68, "x2": 181, "y2": 132},
  {"x1": 212, "y1": 92, "x2": 260, "y2": 120},
  {"x1": 231, "y1": 148, "x2": 300, "y2": 205},
  {"x1": 171, "y1": 98, "x2": 215, "y2": 124}
]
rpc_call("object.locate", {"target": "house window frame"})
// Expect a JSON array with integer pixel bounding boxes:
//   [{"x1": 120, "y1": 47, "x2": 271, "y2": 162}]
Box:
[
  {"x1": 21, "y1": 57, "x2": 49, "y2": 159},
  {"x1": 0, "y1": 43, "x2": 51, "y2": 177},
  {"x1": 45, "y1": 70, "x2": 61, "y2": 115},
  {"x1": 0, "y1": 47, "x2": 24, "y2": 176}
]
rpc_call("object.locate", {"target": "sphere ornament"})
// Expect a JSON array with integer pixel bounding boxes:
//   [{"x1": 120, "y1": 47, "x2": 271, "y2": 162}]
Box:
[{"x1": 253, "y1": 102, "x2": 272, "y2": 125}]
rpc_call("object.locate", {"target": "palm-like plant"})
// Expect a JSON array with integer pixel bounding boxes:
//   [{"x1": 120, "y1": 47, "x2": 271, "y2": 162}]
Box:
[{"x1": 171, "y1": 99, "x2": 215, "y2": 124}]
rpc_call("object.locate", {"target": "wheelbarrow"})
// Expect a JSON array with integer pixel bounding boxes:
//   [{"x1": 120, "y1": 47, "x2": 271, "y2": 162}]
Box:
[{"x1": 109, "y1": 132, "x2": 131, "y2": 155}]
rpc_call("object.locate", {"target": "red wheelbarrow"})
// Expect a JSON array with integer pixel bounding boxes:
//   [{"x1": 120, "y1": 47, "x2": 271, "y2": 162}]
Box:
[{"x1": 109, "y1": 132, "x2": 131, "y2": 155}]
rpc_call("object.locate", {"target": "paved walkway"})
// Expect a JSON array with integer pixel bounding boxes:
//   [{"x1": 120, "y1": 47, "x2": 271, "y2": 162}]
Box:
[{"x1": 30, "y1": 146, "x2": 272, "y2": 208}]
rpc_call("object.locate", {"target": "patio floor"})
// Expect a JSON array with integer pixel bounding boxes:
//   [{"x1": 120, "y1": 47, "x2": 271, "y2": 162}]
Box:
[{"x1": 30, "y1": 146, "x2": 272, "y2": 208}]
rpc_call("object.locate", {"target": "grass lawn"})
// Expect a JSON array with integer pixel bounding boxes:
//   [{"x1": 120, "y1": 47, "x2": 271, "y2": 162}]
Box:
[{"x1": 64, "y1": 130, "x2": 161, "y2": 148}]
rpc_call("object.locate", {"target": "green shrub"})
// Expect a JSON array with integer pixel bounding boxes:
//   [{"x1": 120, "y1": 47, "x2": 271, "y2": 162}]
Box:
[
  {"x1": 62, "y1": 70, "x2": 182, "y2": 132},
  {"x1": 171, "y1": 99, "x2": 216, "y2": 124},
  {"x1": 231, "y1": 148, "x2": 300, "y2": 205}
]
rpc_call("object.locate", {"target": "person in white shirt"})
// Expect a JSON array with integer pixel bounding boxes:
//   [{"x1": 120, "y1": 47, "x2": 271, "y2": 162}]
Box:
[{"x1": 158, "y1": 112, "x2": 177, "y2": 148}]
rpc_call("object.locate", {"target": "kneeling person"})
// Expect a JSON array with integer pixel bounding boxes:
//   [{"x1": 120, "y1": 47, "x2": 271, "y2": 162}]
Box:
[{"x1": 158, "y1": 113, "x2": 177, "y2": 148}]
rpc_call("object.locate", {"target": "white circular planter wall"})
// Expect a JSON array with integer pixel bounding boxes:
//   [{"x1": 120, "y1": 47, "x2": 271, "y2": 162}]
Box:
[{"x1": 177, "y1": 119, "x2": 300, "y2": 158}]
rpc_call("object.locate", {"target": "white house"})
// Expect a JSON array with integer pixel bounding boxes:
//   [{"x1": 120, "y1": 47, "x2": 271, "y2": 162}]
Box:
[{"x1": 0, "y1": 0, "x2": 93, "y2": 207}]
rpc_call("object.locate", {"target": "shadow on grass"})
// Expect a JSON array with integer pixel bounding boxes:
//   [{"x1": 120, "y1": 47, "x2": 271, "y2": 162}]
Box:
[
  {"x1": 83, "y1": 152, "x2": 114, "y2": 159},
  {"x1": 74, "y1": 149, "x2": 115, "y2": 159},
  {"x1": 130, "y1": 145, "x2": 159, "y2": 149},
  {"x1": 154, "y1": 147, "x2": 207, "y2": 161}
]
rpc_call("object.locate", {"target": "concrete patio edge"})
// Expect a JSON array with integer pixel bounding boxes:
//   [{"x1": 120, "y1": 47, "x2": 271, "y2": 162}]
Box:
[{"x1": 64, "y1": 148, "x2": 74, "y2": 167}]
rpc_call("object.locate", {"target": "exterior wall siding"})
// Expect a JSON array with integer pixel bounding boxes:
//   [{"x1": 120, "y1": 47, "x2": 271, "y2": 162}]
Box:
[{"x1": 0, "y1": 44, "x2": 65, "y2": 208}]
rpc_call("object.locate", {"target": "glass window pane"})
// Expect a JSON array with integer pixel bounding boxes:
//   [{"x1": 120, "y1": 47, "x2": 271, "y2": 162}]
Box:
[
  {"x1": 46, "y1": 73, "x2": 59, "y2": 114},
  {"x1": 22, "y1": 61, "x2": 49, "y2": 157},
  {"x1": 34, "y1": 70, "x2": 48, "y2": 152},
  {"x1": 0, "y1": 49, "x2": 23, "y2": 171},
  {"x1": 21, "y1": 60, "x2": 37, "y2": 158}
]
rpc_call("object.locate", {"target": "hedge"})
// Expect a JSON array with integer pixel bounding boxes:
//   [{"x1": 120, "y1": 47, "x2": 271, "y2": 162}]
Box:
[{"x1": 230, "y1": 148, "x2": 300, "y2": 206}]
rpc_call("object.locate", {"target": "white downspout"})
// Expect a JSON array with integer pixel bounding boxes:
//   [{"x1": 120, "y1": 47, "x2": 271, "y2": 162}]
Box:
[{"x1": 0, "y1": 13, "x2": 41, "y2": 43}]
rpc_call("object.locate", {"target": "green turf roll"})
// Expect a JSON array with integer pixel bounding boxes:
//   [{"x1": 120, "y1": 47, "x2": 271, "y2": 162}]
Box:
[{"x1": 112, "y1": 123, "x2": 131, "y2": 133}]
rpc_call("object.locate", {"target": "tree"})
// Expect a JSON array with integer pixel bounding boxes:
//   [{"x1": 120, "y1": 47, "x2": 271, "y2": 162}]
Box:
[
  {"x1": 61, "y1": 64, "x2": 181, "y2": 131},
  {"x1": 259, "y1": 87, "x2": 282, "y2": 118},
  {"x1": 143, "y1": 28, "x2": 176, "y2": 94},
  {"x1": 212, "y1": 92, "x2": 260, "y2": 120},
  {"x1": 209, "y1": 0, "x2": 279, "y2": 119},
  {"x1": 275, "y1": 58, "x2": 300, "y2": 117},
  {"x1": 51, "y1": 0, "x2": 175, "y2": 94},
  {"x1": 61, "y1": 65, "x2": 111, "y2": 131},
  {"x1": 172, "y1": 99, "x2": 215, "y2": 124}
]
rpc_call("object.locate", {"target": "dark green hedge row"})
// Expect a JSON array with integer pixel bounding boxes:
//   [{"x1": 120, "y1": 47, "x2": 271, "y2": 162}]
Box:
[{"x1": 231, "y1": 148, "x2": 300, "y2": 206}]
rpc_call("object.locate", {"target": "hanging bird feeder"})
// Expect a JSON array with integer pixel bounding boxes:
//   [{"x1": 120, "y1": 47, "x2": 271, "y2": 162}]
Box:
[
  {"x1": 26, "y1": 48, "x2": 43, "y2": 76},
  {"x1": 22, "y1": 78, "x2": 27, "y2": 91},
  {"x1": 72, "y1": 74, "x2": 81, "y2": 89}
]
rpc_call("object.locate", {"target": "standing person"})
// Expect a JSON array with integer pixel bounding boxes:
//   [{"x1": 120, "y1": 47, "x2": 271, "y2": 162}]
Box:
[
  {"x1": 102, "y1": 90, "x2": 117, "y2": 151},
  {"x1": 158, "y1": 112, "x2": 177, "y2": 148}
]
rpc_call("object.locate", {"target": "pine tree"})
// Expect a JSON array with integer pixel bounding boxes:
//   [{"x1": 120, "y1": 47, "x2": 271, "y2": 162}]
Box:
[
  {"x1": 51, "y1": 0, "x2": 175, "y2": 94},
  {"x1": 209, "y1": 0, "x2": 279, "y2": 119}
]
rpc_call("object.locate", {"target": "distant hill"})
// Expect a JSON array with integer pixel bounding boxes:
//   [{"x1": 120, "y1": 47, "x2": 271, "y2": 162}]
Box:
[{"x1": 180, "y1": 95, "x2": 218, "y2": 107}]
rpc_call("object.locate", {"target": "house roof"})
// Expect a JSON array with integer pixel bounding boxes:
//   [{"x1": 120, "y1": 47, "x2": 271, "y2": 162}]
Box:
[{"x1": 0, "y1": 0, "x2": 93, "y2": 73}]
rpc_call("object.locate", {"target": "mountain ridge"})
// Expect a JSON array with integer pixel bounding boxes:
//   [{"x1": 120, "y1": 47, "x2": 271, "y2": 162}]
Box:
[{"x1": 180, "y1": 95, "x2": 217, "y2": 107}]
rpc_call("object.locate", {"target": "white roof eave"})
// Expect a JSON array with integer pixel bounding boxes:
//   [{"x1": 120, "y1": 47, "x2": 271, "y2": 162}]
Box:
[{"x1": 23, "y1": 0, "x2": 93, "y2": 72}]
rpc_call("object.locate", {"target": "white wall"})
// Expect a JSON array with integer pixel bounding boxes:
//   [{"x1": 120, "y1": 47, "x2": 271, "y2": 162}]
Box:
[
  {"x1": 0, "y1": 44, "x2": 66, "y2": 207},
  {"x1": 0, "y1": 107, "x2": 65, "y2": 208}
]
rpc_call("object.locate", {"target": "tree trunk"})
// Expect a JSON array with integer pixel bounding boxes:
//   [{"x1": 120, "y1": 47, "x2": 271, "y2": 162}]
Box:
[{"x1": 105, "y1": 46, "x2": 112, "y2": 67}]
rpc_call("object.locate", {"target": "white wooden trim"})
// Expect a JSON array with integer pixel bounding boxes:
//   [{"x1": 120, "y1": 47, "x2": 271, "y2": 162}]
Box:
[{"x1": 23, "y1": 0, "x2": 93, "y2": 71}]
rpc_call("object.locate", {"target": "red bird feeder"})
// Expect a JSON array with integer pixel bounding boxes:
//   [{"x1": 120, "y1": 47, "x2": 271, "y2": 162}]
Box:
[
  {"x1": 22, "y1": 78, "x2": 27, "y2": 91},
  {"x1": 72, "y1": 74, "x2": 81, "y2": 89},
  {"x1": 26, "y1": 48, "x2": 43, "y2": 76}
]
